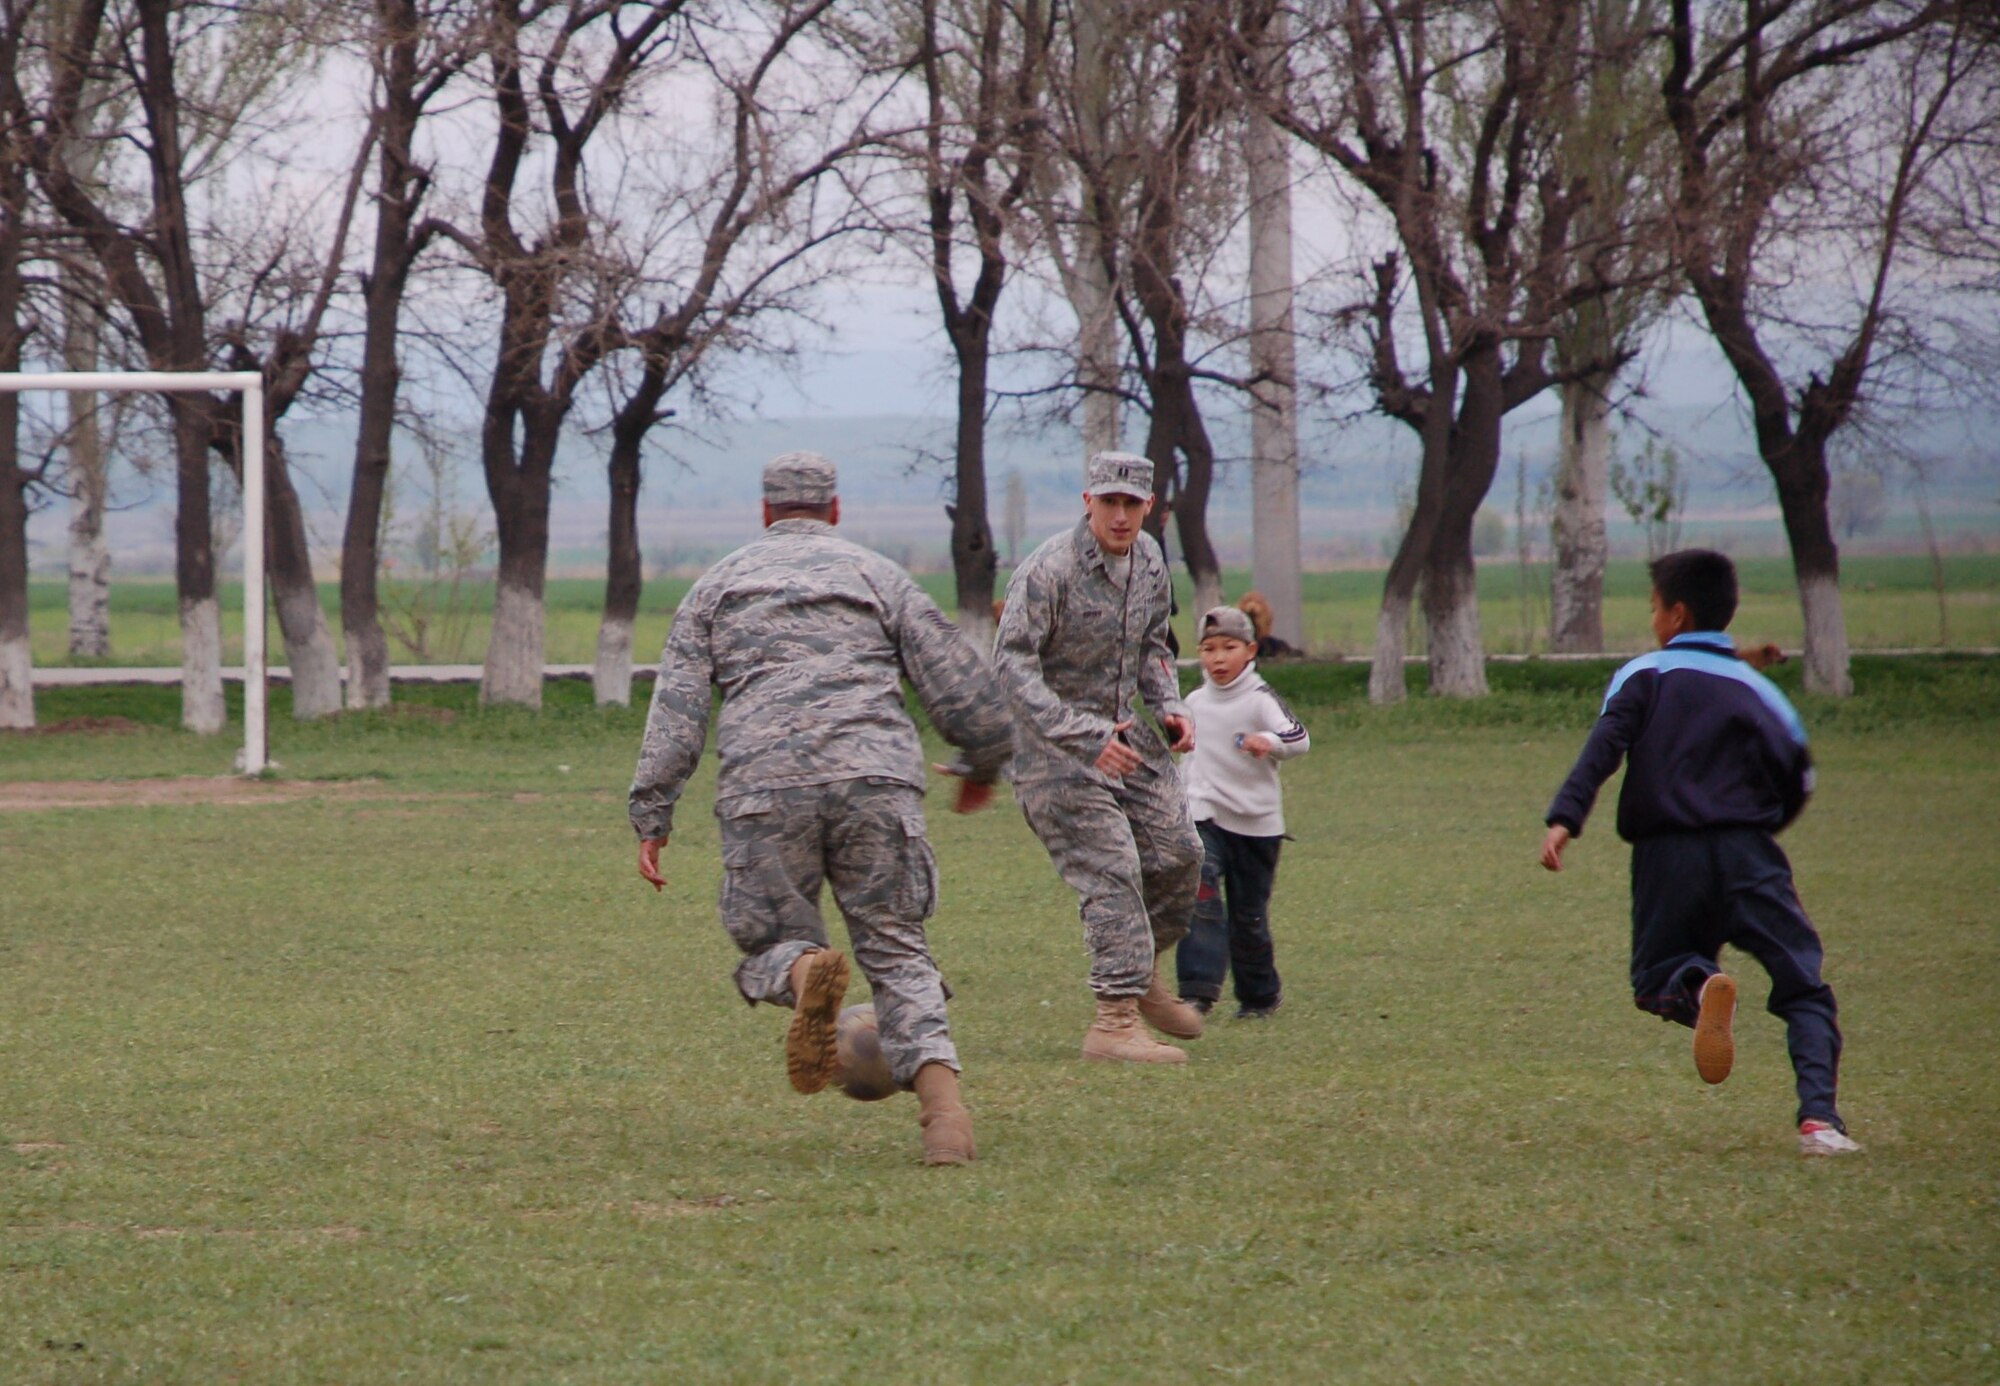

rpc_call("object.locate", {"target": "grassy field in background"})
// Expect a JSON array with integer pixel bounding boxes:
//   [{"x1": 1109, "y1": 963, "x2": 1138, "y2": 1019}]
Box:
[
  {"x1": 24, "y1": 551, "x2": 2000, "y2": 670},
  {"x1": 3, "y1": 660, "x2": 1997, "y2": 1381}
]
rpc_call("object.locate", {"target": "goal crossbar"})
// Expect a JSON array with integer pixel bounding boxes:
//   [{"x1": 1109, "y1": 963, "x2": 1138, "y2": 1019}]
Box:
[{"x1": 0, "y1": 370, "x2": 268, "y2": 774}]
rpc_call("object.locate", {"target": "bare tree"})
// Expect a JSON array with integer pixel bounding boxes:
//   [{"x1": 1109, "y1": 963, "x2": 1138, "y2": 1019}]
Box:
[
  {"x1": 421, "y1": 0, "x2": 698, "y2": 708},
  {"x1": 7, "y1": 0, "x2": 360, "y2": 727},
  {"x1": 340, "y1": 0, "x2": 481, "y2": 710},
  {"x1": 1547, "y1": 0, "x2": 1671, "y2": 653},
  {"x1": 1265, "y1": 0, "x2": 1619, "y2": 700},
  {"x1": 892, "y1": 0, "x2": 1049, "y2": 649},
  {"x1": 590, "y1": 2, "x2": 892, "y2": 702},
  {"x1": 1659, "y1": 0, "x2": 1995, "y2": 694},
  {"x1": 1121, "y1": 0, "x2": 1236, "y2": 617}
]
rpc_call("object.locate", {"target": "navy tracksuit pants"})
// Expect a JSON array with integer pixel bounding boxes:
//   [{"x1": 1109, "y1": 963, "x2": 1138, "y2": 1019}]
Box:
[
  {"x1": 1629, "y1": 828, "x2": 1843, "y2": 1127},
  {"x1": 1176, "y1": 820, "x2": 1283, "y2": 1008}
]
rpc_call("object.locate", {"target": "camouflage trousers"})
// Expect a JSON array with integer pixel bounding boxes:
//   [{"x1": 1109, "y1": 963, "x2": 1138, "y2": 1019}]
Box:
[
  {"x1": 716, "y1": 778, "x2": 957, "y2": 1083},
  {"x1": 1016, "y1": 760, "x2": 1203, "y2": 997}
]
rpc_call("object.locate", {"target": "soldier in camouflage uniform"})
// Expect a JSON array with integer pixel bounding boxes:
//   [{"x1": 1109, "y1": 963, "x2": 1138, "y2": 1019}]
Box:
[
  {"x1": 630, "y1": 452, "x2": 1012, "y2": 1165},
  {"x1": 995, "y1": 452, "x2": 1207, "y2": 1064}
]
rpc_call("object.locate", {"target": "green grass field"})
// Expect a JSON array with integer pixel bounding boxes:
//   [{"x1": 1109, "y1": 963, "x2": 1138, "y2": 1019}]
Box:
[
  {"x1": 3, "y1": 660, "x2": 1996, "y2": 1381},
  {"x1": 25, "y1": 551, "x2": 2000, "y2": 668}
]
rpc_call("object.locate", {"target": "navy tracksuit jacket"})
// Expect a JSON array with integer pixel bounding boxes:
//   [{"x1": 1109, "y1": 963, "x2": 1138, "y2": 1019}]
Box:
[{"x1": 1546, "y1": 633, "x2": 1843, "y2": 1125}]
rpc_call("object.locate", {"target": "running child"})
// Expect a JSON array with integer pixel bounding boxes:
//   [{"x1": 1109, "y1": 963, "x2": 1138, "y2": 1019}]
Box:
[
  {"x1": 1176, "y1": 606, "x2": 1311, "y2": 1018},
  {"x1": 1540, "y1": 549, "x2": 1859, "y2": 1156}
]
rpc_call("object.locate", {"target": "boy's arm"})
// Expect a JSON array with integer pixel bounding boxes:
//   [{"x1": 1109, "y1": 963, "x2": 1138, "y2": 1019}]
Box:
[
  {"x1": 629, "y1": 585, "x2": 716, "y2": 842},
  {"x1": 1544, "y1": 673, "x2": 1652, "y2": 840},
  {"x1": 1252, "y1": 687, "x2": 1310, "y2": 759}
]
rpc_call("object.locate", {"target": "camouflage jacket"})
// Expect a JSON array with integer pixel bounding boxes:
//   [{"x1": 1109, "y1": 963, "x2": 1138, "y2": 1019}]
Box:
[
  {"x1": 629, "y1": 519, "x2": 1013, "y2": 839},
  {"x1": 993, "y1": 517, "x2": 1187, "y2": 785}
]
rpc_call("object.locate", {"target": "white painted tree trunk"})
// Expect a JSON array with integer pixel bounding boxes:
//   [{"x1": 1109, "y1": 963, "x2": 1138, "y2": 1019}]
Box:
[
  {"x1": 0, "y1": 629, "x2": 30, "y2": 729},
  {"x1": 63, "y1": 321, "x2": 110, "y2": 658},
  {"x1": 481, "y1": 578, "x2": 546, "y2": 708},
  {"x1": 1246, "y1": 13, "x2": 1303, "y2": 649},
  {"x1": 1799, "y1": 571, "x2": 1853, "y2": 696},
  {"x1": 1549, "y1": 374, "x2": 1611, "y2": 653},
  {"x1": 1368, "y1": 596, "x2": 1411, "y2": 704},
  {"x1": 346, "y1": 625, "x2": 390, "y2": 710},
  {"x1": 593, "y1": 611, "x2": 634, "y2": 707},
  {"x1": 275, "y1": 578, "x2": 343, "y2": 720},
  {"x1": 67, "y1": 503, "x2": 110, "y2": 657},
  {"x1": 1425, "y1": 570, "x2": 1489, "y2": 697},
  {"x1": 1192, "y1": 570, "x2": 1223, "y2": 627},
  {"x1": 180, "y1": 594, "x2": 225, "y2": 734}
]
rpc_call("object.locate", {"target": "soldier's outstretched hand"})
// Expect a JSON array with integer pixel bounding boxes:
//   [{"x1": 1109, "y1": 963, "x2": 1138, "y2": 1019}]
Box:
[
  {"x1": 1162, "y1": 713, "x2": 1195, "y2": 753},
  {"x1": 638, "y1": 836, "x2": 670, "y2": 891}
]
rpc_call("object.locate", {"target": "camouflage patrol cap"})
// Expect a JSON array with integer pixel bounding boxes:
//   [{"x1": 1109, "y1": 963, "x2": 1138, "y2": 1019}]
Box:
[
  {"x1": 1084, "y1": 451, "x2": 1155, "y2": 500},
  {"x1": 1199, "y1": 606, "x2": 1256, "y2": 645},
  {"x1": 763, "y1": 451, "x2": 838, "y2": 507}
]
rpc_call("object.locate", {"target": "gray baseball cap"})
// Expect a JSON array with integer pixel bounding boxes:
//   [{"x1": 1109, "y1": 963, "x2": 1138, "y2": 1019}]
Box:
[
  {"x1": 763, "y1": 451, "x2": 837, "y2": 507},
  {"x1": 1084, "y1": 451, "x2": 1155, "y2": 500},
  {"x1": 1199, "y1": 606, "x2": 1256, "y2": 645}
]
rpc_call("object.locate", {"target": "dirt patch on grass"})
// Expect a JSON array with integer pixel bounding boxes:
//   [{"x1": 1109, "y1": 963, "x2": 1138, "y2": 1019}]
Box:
[
  {"x1": 2, "y1": 715, "x2": 149, "y2": 737},
  {"x1": 0, "y1": 777, "x2": 392, "y2": 812}
]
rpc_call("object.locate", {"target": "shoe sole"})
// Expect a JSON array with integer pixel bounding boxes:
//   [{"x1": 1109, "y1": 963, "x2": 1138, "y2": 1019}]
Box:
[
  {"x1": 786, "y1": 951, "x2": 850, "y2": 1094},
  {"x1": 1693, "y1": 973, "x2": 1736, "y2": 1085},
  {"x1": 1081, "y1": 1043, "x2": 1189, "y2": 1065}
]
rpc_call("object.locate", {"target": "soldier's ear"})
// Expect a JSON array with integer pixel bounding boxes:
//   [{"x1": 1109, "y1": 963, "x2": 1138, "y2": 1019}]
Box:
[
  {"x1": 762, "y1": 499, "x2": 775, "y2": 528},
  {"x1": 827, "y1": 497, "x2": 841, "y2": 526}
]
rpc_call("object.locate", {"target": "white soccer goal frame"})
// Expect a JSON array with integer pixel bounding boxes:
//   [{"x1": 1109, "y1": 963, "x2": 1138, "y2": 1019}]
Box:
[{"x1": 0, "y1": 370, "x2": 268, "y2": 774}]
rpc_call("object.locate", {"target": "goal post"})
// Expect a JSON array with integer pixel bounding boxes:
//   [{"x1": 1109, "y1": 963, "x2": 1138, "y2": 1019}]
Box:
[{"x1": 0, "y1": 370, "x2": 268, "y2": 774}]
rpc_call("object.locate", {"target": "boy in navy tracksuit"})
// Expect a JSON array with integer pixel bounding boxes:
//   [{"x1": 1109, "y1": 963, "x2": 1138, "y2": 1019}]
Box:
[{"x1": 1540, "y1": 549, "x2": 1860, "y2": 1156}]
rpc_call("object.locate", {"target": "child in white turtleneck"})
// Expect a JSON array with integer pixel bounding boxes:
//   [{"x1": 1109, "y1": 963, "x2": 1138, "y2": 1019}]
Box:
[{"x1": 1174, "y1": 606, "x2": 1311, "y2": 1019}]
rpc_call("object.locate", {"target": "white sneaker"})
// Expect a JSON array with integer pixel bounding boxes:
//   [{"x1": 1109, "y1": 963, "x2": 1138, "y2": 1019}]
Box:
[{"x1": 1799, "y1": 1120, "x2": 1862, "y2": 1156}]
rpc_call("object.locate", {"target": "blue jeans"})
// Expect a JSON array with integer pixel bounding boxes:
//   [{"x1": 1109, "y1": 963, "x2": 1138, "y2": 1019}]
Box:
[{"x1": 1175, "y1": 820, "x2": 1283, "y2": 1007}]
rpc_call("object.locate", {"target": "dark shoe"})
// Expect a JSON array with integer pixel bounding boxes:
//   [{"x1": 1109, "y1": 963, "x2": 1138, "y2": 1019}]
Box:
[
  {"x1": 1234, "y1": 995, "x2": 1284, "y2": 1020},
  {"x1": 1181, "y1": 996, "x2": 1215, "y2": 1016}
]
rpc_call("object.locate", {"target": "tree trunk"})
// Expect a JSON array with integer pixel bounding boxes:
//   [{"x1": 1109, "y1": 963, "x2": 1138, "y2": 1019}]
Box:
[
  {"x1": 480, "y1": 410, "x2": 554, "y2": 709},
  {"x1": 341, "y1": 0, "x2": 427, "y2": 713},
  {"x1": 251, "y1": 433, "x2": 340, "y2": 718},
  {"x1": 1246, "y1": 8, "x2": 1302, "y2": 649},
  {"x1": 169, "y1": 401, "x2": 225, "y2": 733},
  {"x1": 594, "y1": 416, "x2": 646, "y2": 707},
  {"x1": 0, "y1": 403, "x2": 29, "y2": 732},
  {"x1": 1549, "y1": 371, "x2": 1611, "y2": 653},
  {"x1": 342, "y1": 271, "x2": 403, "y2": 710},
  {"x1": 1422, "y1": 535, "x2": 1487, "y2": 696},
  {"x1": 1367, "y1": 589, "x2": 1413, "y2": 705},
  {"x1": 1773, "y1": 443, "x2": 1852, "y2": 696},
  {"x1": 1420, "y1": 352, "x2": 1505, "y2": 696},
  {"x1": 0, "y1": 161, "x2": 30, "y2": 730},
  {"x1": 949, "y1": 333, "x2": 999, "y2": 643},
  {"x1": 63, "y1": 286, "x2": 111, "y2": 658}
]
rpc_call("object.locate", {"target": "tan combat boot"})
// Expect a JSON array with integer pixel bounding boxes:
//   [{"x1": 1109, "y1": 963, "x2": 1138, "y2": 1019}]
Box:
[
  {"x1": 1138, "y1": 964, "x2": 1205, "y2": 1040},
  {"x1": 785, "y1": 949, "x2": 850, "y2": 1094},
  {"x1": 1082, "y1": 998, "x2": 1189, "y2": 1064},
  {"x1": 913, "y1": 1062, "x2": 976, "y2": 1166}
]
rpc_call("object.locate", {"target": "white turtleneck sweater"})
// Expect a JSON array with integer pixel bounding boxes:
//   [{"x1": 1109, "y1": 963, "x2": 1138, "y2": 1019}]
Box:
[{"x1": 1181, "y1": 664, "x2": 1310, "y2": 837}]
